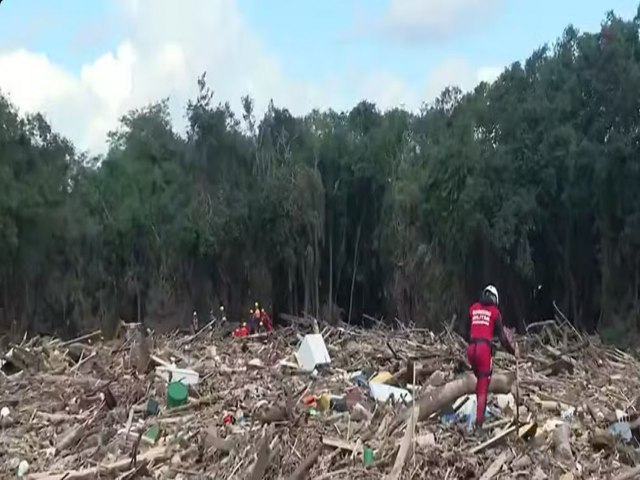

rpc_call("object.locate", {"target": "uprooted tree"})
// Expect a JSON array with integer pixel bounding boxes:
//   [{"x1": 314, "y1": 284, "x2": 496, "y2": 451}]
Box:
[{"x1": 0, "y1": 8, "x2": 639, "y2": 343}]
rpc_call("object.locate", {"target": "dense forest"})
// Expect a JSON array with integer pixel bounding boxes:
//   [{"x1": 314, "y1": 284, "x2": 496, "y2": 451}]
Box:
[{"x1": 0, "y1": 9, "x2": 639, "y2": 342}]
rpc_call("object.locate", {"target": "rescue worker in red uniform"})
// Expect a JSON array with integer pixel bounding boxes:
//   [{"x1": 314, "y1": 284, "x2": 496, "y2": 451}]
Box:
[
  {"x1": 260, "y1": 309, "x2": 273, "y2": 333},
  {"x1": 232, "y1": 322, "x2": 249, "y2": 337},
  {"x1": 467, "y1": 285, "x2": 518, "y2": 429}
]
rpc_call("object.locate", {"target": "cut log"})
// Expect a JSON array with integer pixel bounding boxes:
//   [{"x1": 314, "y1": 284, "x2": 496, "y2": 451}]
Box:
[
  {"x1": 590, "y1": 428, "x2": 615, "y2": 451},
  {"x1": 321, "y1": 437, "x2": 361, "y2": 453},
  {"x1": 585, "y1": 401, "x2": 604, "y2": 423},
  {"x1": 255, "y1": 403, "x2": 289, "y2": 424},
  {"x1": 427, "y1": 370, "x2": 447, "y2": 386},
  {"x1": 387, "y1": 362, "x2": 437, "y2": 386},
  {"x1": 249, "y1": 436, "x2": 271, "y2": 480},
  {"x1": 35, "y1": 412, "x2": 88, "y2": 425},
  {"x1": 26, "y1": 447, "x2": 167, "y2": 480},
  {"x1": 55, "y1": 425, "x2": 84, "y2": 453},
  {"x1": 553, "y1": 422, "x2": 573, "y2": 463},
  {"x1": 58, "y1": 330, "x2": 102, "y2": 348},
  {"x1": 393, "y1": 372, "x2": 514, "y2": 430},
  {"x1": 386, "y1": 406, "x2": 418, "y2": 480},
  {"x1": 479, "y1": 451, "x2": 511, "y2": 480},
  {"x1": 469, "y1": 422, "x2": 536, "y2": 454},
  {"x1": 287, "y1": 448, "x2": 322, "y2": 480}
]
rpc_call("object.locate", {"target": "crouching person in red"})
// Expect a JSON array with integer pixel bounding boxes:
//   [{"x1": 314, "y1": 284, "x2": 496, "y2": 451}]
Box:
[
  {"x1": 232, "y1": 322, "x2": 250, "y2": 337},
  {"x1": 467, "y1": 285, "x2": 518, "y2": 431}
]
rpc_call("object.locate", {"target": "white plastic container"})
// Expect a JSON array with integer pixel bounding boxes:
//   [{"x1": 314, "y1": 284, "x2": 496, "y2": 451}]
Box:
[
  {"x1": 369, "y1": 382, "x2": 412, "y2": 403},
  {"x1": 296, "y1": 334, "x2": 331, "y2": 372}
]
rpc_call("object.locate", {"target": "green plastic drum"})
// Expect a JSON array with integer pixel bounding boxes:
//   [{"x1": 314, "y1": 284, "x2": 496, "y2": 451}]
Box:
[
  {"x1": 363, "y1": 447, "x2": 374, "y2": 465},
  {"x1": 167, "y1": 381, "x2": 188, "y2": 408}
]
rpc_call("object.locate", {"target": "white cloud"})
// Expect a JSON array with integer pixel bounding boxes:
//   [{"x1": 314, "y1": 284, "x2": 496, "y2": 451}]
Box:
[
  {"x1": 80, "y1": 43, "x2": 136, "y2": 107},
  {"x1": 359, "y1": 71, "x2": 418, "y2": 111},
  {"x1": 0, "y1": 50, "x2": 76, "y2": 112},
  {"x1": 379, "y1": 0, "x2": 505, "y2": 43},
  {"x1": 0, "y1": 0, "x2": 502, "y2": 153},
  {"x1": 425, "y1": 58, "x2": 503, "y2": 99},
  {"x1": 477, "y1": 66, "x2": 503, "y2": 84}
]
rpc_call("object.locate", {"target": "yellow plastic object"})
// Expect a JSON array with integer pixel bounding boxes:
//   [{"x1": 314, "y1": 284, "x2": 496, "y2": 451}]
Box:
[
  {"x1": 317, "y1": 393, "x2": 331, "y2": 412},
  {"x1": 370, "y1": 371, "x2": 393, "y2": 384}
]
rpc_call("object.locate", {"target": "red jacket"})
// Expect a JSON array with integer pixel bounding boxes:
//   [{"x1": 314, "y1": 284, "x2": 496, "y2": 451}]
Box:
[
  {"x1": 232, "y1": 325, "x2": 249, "y2": 337},
  {"x1": 262, "y1": 313, "x2": 272, "y2": 332},
  {"x1": 468, "y1": 300, "x2": 514, "y2": 354}
]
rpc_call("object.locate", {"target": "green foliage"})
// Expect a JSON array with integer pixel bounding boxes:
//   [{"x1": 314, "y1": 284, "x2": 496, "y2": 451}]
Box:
[{"x1": 2, "y1": 7, "x2": 640, "y2": 335}]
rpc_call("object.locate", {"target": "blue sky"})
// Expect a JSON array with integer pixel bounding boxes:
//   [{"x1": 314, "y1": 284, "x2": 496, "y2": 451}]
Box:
[
  {"x1": 0, "y1": 0, "x2": 637, "y2": 152},
  {"x1": 1, "y1": 0, "x2": 635, "y2": 81},
  {"x1": 240, "y1": 0, "x2": 637, "y2": 85}
]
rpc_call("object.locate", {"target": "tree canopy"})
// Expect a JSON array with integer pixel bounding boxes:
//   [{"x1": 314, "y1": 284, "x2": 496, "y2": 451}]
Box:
[{"x1": 1, "y1": 9, "x2": 640, "y2": 343}]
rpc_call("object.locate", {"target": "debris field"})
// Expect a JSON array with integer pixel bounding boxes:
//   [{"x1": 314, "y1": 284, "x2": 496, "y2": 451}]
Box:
[{"x1": 1, "y1": 318, "x2": 640, "y2": 480}]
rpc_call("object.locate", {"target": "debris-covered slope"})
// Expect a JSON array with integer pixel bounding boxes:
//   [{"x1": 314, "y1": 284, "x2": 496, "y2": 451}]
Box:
[{"x1": 1, "y1": 321, "x2": 639, "y2": 479}]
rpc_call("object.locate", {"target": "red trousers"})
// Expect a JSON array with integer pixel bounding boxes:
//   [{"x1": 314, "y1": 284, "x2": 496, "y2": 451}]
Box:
[{"x1": 466, "y1": 341, "x2": 493, "y2": 426}]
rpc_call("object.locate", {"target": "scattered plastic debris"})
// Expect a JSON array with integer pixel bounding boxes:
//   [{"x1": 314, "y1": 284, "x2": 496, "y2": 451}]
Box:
[
  {"x1": 0, "y1": 320, "x2": 637, "y2": 479},
  {"x1": 369, "y1": 382, "x2": 412, "y2": 403},
  {"x1": 609, "y1": 421, "x2": 632, "y2": 442},
  {"x1": 296, "y1": 333, "x2": 331, "y2": 372},
  {"x1": 17, "y1": 460, "x2": 29, "y2": 478}
]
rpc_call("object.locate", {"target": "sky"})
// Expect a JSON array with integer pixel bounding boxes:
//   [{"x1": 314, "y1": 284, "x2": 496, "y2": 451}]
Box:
[{"x1": 0, "y1": 0, "x2": 636, "y2": 153}]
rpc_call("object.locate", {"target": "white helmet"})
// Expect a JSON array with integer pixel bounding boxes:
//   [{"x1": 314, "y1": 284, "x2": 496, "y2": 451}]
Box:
[{"x1": 483, "y1": 285, "x2": 499, "y2": 306}]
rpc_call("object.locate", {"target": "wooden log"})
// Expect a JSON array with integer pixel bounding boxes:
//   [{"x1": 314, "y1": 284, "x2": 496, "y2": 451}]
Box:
[
  {"x1": 249, "y1": 436, "x2": 271, "y2": 480},
  {"x1": 553, "y1": 422, "x2": 573, "y2": 463},
  {"x1": 590, "y1": 428, "x2": 615, "y2": 451},
  {"x1": 58, "y1": 330, "x2": 102, "y2": 348},
  {"x1": 585, "y1": 401, "x2": 605, "y2": 423},
  {"x1": 255, "y1": 403, "x2": 290, "y2": 424},
  {"x1": 288, "y1": 448, "x2": 322, "y2": 480},
  {"x1": 387, "y1": 361, "x2": 434, "y2": 386},
  {"x1": 469, "y1": 422, "x2": 536, "y2": 454},
  {"x1": 26, "y1": 447, "x2": 167, "y2": 480},
  {"x1": 392, "y1": 372, "x2": 514, "y2": 431},
  {"x1": 55, "y1": 425, "x2": 84, "y2": 453},
  {"x1": 321, "y1": 437, "x2": 361, "y2": 453},
  {"x1": 387, "y1": 406, "x2": 418, "y2": 480},
  {"x1": 479, "y1": 451, "x2": 512, "y2": 480}
]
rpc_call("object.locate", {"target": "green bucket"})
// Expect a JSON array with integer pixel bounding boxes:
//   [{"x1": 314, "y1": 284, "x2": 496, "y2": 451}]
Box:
[
  {"x1": 167, "y1": 381, "x2": 188, "y2": 408},
  {"x1": 363, "y1": 446, "x2": 374, "y2": 465}
]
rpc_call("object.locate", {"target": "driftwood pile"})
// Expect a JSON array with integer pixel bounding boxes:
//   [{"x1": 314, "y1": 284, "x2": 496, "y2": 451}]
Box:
[{"x1": 1, "y1": 320, "x2": 640, "y2": 479}]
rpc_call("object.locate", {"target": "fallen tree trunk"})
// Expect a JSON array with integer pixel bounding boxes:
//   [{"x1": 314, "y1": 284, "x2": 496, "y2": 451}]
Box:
[
  {"x1": 389, "y1": 372, "x2": 514, "y2": 434},
  {"x1": 479, "y1": 451, "x2": 512, "y2": 480},
  {"x1": 391, "y1": 372, "x2": 514, "y2": 432},
  {"x1": 553, "y1": 422, "x2": 573, "y2": 463},
  {"x1": 288, "y1": 448, "x2": 322, "y2": 480}
]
